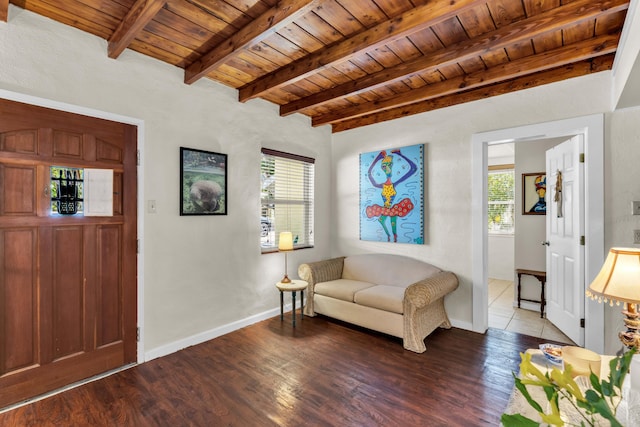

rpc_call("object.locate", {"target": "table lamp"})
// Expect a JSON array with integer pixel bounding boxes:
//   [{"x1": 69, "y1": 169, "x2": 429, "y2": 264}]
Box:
[
  {"x1": 586, "y1": 248, "x2": 640, "y2": 349},
  {"x1": 278, "y1": 231, "x2": 294, "y2": 283}
]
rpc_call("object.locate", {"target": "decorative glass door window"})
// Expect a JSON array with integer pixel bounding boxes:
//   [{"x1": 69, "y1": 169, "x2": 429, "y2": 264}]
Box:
[{"x1": 50, "y1": 166, "x2": 84, "y2": 215}]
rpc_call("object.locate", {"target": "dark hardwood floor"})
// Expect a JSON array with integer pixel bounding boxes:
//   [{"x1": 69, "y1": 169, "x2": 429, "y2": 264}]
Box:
[{"x1": 0, "y1": 314, "x2": 554, "y2": 426}]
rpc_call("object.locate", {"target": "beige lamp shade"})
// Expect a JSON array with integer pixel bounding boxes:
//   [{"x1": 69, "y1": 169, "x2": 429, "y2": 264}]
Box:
[
  {"x1": 278, "y1": 231, "x2": 294, "y2": 251},
  {"x1": 586, "y1": 248, "x2": 640, "y2": 306}
]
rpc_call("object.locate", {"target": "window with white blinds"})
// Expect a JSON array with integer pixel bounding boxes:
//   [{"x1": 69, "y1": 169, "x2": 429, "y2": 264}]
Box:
[
  {"x1": 488, "y1": 168, "x2": 515, "y2": 234},
  {"x1": 260, "y1": 148, "x2": 314, "y2": 252}
]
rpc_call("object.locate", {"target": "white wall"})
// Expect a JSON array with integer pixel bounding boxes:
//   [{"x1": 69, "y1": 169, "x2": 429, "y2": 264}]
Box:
[
  {"x1": 604, "y1": 106, "x2": 640, "y2": 352},
  {"x1": 331, "y1": 69, "x2": 615, "y2": 333},
  {"x1": 488, "y1": 235, "x2": 514, "y2": 280},
  {"x1": 0, "y1": 6, "x2": 332, "y2": 358}
]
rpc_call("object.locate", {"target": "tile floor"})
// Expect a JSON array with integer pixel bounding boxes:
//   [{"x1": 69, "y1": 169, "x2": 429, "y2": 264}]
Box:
[{"x1": 489, "y1": 278, "x2": 575, "y2": 345}]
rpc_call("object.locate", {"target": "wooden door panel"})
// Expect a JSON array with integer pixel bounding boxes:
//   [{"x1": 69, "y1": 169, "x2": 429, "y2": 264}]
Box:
[
  {"x1": 0, "y1": 165, "x2": 36, "y2": 216},
  {"x1": 113, "y1": 173, "x2": 123, "y2": 215},
  {"x1": 0, "y1": 342, "x2": 124, "y2": 409},
  {"x1": 0, "y1": 130, "x2": 38, "y2": 154},
  {"x1": 96, "y1": 138, "x2": 123, "y2": 163},
  {"x1": 0, "y1": 228, "x2": 38, "y2": 375},
  {"x1": 96, "y1": 225, "x2": 122, "y2": 347},
  {"x1": 52, "y1": 130, "x2": 83, "y2": 159},
  {"x1": 51, "y1": 226, "x2": 85, "y2": 360}
]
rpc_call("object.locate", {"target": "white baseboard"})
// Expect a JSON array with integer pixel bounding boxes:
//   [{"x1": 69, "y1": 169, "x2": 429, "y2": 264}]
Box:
[
  {"x1": 450, "y1": 318, "x2": 473, "y2": 331},
  {"x1": 144, "y1": 306, "x2": 286, "y2": 361}
]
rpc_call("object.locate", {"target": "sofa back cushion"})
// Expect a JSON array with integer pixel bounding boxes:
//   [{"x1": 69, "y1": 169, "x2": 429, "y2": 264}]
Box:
[{"x1": 342, "y1": 254, "x2": 441, "y2": 287}]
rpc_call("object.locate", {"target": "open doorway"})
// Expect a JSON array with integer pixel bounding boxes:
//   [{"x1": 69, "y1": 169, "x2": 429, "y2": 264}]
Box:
[
  {"x1": 472, "y1": 114, "x2": 605, "y2": 354},
  {"x1": 487, "y1": 142, "x2": 573, "y2": 344}
]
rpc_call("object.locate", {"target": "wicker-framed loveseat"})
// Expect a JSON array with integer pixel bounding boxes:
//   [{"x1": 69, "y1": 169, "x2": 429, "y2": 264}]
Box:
[{"x1": 298, "y1": 253, "x2": 459, "y2": 353}]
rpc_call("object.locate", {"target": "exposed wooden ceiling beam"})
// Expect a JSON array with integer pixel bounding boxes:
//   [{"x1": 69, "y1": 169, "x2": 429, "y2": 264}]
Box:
[
  {"x1": 238, "y1": 0, "x2": 485, "y2": 102},
  {"x1": 281, "y1": 0, "x2": 629, "y2": 117},
  {"x1": 0, "y1": 0, "x2": 8, "y2": 22},
  {"x1": 185, "y1": 0, "x2": 320, "y2": 85},
  {"x1": 314, "y1": 34, "x2": 619, "y2": 127},
  {"x1": 108, "y1": 0, "x2": 166, "y2": 59},
  {"x1": 331, "y1": 55, "x2": 615, "y2": 133}
]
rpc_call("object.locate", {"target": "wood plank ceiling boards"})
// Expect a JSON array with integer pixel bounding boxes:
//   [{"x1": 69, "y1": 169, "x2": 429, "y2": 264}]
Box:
[{"x1": 6, "y1": 0, "x2": 631, "y2": 132}]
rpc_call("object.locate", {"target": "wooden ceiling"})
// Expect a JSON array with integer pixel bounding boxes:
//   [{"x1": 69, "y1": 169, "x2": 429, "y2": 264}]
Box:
[{"x1": 3, "y1": 0, "x2": 630, "y2": 132}]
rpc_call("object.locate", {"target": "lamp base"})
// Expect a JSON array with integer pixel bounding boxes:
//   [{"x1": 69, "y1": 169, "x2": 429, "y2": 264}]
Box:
[
  {"x1": 280, "y1": 250, "x2": 292, "y2": 284},
  {"x1": 620, "y1": 331, "x2": 640, "y2": 349},
  {"x1": 620, "y1": 304, "x2": 640, "y2": 349}
]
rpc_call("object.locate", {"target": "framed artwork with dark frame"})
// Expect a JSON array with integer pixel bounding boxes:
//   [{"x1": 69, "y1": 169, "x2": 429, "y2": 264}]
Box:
[
  {"x1": 522, "y1": 172, "x2": 546, "y2": 215},
  {"x1": 180, "y1": 147, "x2": 227, "y2": 216}
]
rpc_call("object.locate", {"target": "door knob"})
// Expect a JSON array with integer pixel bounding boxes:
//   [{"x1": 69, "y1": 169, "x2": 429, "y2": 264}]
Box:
[{"x1": 542, "y1": 241, "x2": 550, "y2": 246}]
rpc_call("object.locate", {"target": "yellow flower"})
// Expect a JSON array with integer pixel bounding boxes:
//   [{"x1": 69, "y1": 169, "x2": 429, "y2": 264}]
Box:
[
  {"x1": 540, "y1": 411, "x2": 564, "y2": 426},
  {"x1": 550, "y1": 366, "x2": 585, "y2": 401},
  {"x1": 519, "y1": 352, "x2": 549, "y2": 383}
]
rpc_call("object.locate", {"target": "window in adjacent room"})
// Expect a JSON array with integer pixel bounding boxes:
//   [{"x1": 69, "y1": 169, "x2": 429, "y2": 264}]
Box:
[
  {"x1": 260, "y1": 148, "x2": 314, "y2": 252},
  {"x1": 488, "y1": 166, "x2": 515, "y2": 234}
]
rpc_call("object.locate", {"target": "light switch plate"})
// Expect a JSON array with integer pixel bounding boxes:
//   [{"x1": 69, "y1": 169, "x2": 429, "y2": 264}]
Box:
[{"x1": 633, "y1": 201, "x2": 640, "y2": 215}]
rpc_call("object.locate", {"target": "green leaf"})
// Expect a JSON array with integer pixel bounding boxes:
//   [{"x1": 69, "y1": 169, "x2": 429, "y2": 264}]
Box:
[
  {"x1": 600, "y1": 378, "x2": 615, "y2": 398},
  {"x1": 611, "y1": 349, "x2": 634, "y2": 389},
  {"x1": 586, "y1": 396, "x2": 623, "y2": 427},
  {"x1": 589, "y1": 372, "x2": 602, "y2": 394},
  {"x1": 609, "y1": 359, "x2": 624, "y2": 390},
  {"x1": 514, "y1": 376, "x2": 544, "y2": 413},
  {"x1": 584, "y1": 389, "x2": 604, "y2": 405},
  {"x1": 542, "y1": 385, "x2": 556, "y2": 402},
  {"x1": 575, "y1": 398, "x2": 595, "y2": 413},
  {"x1": 501, "y1": 413, "x2": 541, "y2": 427}
]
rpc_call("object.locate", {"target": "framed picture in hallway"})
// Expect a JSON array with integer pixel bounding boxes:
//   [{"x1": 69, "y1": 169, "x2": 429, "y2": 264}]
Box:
[
  {"x1": 359, "y1": 144, "x2": 424, "y2": 244},
  {"x1": 522, "y1": 172, "x2": 546, "y2": 215},
  {"x1": 180, "y1": 147, "x2": 227, "y2": 215}
]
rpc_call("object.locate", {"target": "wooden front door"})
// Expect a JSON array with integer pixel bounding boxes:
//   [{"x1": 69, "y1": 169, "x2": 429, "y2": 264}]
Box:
[{"x1": 0, "y1": 99, "x2": 137, "y2": 408}]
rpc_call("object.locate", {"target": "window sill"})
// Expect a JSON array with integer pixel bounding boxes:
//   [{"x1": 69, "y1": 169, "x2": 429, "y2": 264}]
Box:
[{"x1": 488, "y1": 232, "x2": 514, "y2": 237}]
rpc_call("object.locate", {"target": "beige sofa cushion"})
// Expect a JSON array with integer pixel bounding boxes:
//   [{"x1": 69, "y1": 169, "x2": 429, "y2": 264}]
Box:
[
  {"x1": 342, "y1": 253, "x2": 441, "y2": 287},
  {"x1": 354, "y1": 285, "x2": 405, "y2": 314},
  {"x1": 314, "y1": 279, "x2": 374, "y2": 302}
]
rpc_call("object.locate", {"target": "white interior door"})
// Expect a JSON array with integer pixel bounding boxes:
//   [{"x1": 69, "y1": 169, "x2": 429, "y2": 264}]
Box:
[{"x1": 546, "y1": 135, "x2": 585, "y2": 346}]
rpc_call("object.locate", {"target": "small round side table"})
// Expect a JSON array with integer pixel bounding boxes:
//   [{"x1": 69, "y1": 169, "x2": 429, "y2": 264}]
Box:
[{"x1": 276, "y1": 279, "x2": 308, "y2": 327}]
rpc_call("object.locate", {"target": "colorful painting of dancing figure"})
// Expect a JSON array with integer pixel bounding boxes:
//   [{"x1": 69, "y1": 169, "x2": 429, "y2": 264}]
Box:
[{"x1": 360, "y1": 144, "x2": 424, "y2": 244}]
